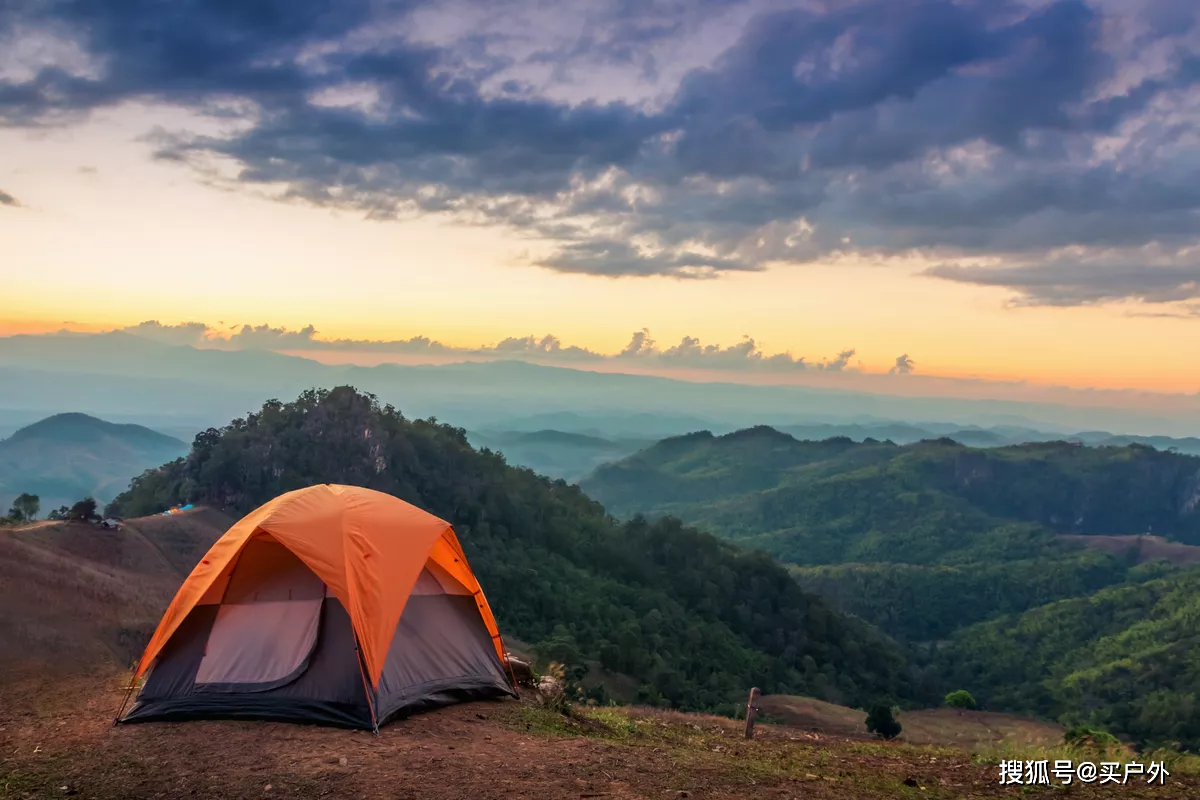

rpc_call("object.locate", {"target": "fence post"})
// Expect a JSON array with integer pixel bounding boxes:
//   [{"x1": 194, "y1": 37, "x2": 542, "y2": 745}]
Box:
[{"x1": 744, "y1": 687, "x2": 760, "y2": 740}]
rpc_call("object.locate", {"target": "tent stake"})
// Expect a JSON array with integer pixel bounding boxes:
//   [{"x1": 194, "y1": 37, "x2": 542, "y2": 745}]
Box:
[{"x1": 112, "y1": 674, "x2": 137, "y2": 727}]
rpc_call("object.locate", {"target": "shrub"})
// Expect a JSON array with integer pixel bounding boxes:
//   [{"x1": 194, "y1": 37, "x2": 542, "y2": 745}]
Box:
[
  {"x1": 67, "y1": 497, "x2": 99, "y2": 522},
  {"x1": 865, "y1": 704, "x2": 902, "y2": 739}
]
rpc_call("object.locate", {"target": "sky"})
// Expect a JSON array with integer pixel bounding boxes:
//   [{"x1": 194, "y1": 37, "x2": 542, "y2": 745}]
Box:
[{"x1": 2, "y1": 0, "x2": 1200, "y2": 394}]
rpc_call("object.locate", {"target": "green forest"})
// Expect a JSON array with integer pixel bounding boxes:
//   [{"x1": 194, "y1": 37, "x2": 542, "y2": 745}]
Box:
[
  {"x1": 582, "y1": 426, "x2": 1200, "y2": 748},
  {"x1": 581, "y1": 428, "x2": 1200, "y2": 639},
  {"x1": 581, "y1": 427, "x2": 1200, "y2": 554},
  {"x1": 938, "y1": 568, "x2": 1200, "y2": 750},
  {"x1": 109, "y1": 387, "x2": 917, "y2": 715}
]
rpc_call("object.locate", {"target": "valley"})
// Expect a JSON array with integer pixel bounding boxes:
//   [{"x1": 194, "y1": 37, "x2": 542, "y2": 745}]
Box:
[{"x1": 581, "y1": 427, "x2": 1200, "y2": 748}]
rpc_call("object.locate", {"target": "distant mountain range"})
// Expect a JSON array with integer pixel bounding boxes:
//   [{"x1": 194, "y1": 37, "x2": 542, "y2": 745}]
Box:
[
  {"x1": 3, "y1": 331, "x2": 1200, "y2": 440},
  {"x1": 0, "y1": 413, "x2": 188, "y2": 515},
  {"x1": 466, "y1": 429, "x2": 653, "y2": 482},
  {"x1": 581, "y1": 426, "x2": 1200, "y2": 560}
]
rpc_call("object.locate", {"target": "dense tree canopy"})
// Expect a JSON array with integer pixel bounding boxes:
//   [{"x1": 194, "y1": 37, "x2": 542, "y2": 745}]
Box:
[
  {"x1": 110, "y1": 387, "x2": 918, "y2": 713},
  {"x1": 583, "y1": 429, "x2": 1200, "y2": 642},
  {"x1": 583, "y1": 425, "x2": 1200, "y2": 751},
  {"x1": 938, "y1": 567, "x2": 1200, "y2": 750}
]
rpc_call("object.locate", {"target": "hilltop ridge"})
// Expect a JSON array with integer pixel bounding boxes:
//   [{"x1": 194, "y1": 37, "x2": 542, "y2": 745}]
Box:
[{"x1": 0, "y1": 413, "x2": 188, "y2": 514}]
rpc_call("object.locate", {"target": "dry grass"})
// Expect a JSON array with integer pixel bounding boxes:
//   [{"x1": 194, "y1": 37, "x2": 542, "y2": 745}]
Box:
[
  {"x1": 0, "y1": 508, "x2": 229, "y2": 670},
  {"x1": 759, "y1": 695, "x2": 1066, "y2": 750}
]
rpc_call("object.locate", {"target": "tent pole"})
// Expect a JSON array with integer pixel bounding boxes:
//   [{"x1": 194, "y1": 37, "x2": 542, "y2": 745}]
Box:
[
  {"x1": 354, "y1": 637, "x2": 381, "y2": 735},
  {"x1": 475, "y1": 589, "x2": 519, "y2": 693}
]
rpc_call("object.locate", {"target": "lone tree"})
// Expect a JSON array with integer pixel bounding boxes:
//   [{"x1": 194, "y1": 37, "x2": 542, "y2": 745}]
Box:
[
  {"x1": 67, "y1": 497, "x2": 99, "y2": 522},
  {"x1": 7, "y1": 493, "x2": 40, "y2": 522},
  {"x1": 865, "y1": 704, "x2": 902, "y2": 739},
  {"x1": 945, "y1": 689, "x2": 977, "y2": 712}
]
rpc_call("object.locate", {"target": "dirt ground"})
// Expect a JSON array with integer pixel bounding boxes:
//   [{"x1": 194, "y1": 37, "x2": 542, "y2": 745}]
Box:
[{"x1": 3, "y1": 668, "x2": 1198, "y2": 800}]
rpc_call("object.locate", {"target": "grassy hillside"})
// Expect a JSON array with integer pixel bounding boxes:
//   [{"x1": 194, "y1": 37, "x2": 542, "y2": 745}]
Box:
[
  {"x1": 107, "y1": 386, "x2": 919, "y2": 713},
  {"x1": 0, "y1": 508, "x2": 228, "y2": 668},
  {"x1": 756, "y1": 693, "x2": 1068, "y2": 749},
  {"x1": 0, "y1": 413, "x2": 189, "y2": 514}
]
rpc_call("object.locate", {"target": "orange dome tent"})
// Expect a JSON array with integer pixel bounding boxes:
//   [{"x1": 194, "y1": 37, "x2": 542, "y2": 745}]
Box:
[{"x1": 117, "y1": 484, "x2": 516, "y2": 730}]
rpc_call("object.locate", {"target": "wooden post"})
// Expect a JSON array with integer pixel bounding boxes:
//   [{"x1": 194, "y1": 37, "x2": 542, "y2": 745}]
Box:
[{"x1": 744, "y1": 687, "x2": 760, "y2": 740}]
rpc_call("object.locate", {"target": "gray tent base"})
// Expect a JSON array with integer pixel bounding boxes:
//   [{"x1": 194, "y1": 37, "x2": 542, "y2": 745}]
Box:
[{"x1": 119, "y1": 594, "x2": 517, "y2": 731}]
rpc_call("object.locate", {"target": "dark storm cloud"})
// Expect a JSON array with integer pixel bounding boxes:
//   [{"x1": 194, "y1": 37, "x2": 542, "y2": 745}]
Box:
[
  {"x1": 3, "y1": 0, "x2": 1199, "y2": 305},
  {"x1": 536, "y1": 238, "x2": 759, "y2": 278},
  {"x1": 925, "y1": 256, "x2": 1200, "y2": 306},
  {"x1": 524, "y1": 0, "x2": 745, "y2": 82}
]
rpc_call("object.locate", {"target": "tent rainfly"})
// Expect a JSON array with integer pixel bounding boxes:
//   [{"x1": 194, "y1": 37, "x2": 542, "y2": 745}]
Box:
[{"x1": 116, "y1": 484, "x2": 517, "y2": 730}]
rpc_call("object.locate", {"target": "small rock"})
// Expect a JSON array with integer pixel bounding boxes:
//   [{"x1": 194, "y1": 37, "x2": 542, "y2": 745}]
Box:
[
  {"x1": 476, "y1": 713, "x2": 488, "y2": 720},
  {"x1": 58, "y1": 785, "x2": 76, "y2": 796},
  {"x1": 338, "y1": 756, "x2": 348, "y2": 767},
  {"x1": 264, "y1": 784, "x2": 273, "y2": 793}
]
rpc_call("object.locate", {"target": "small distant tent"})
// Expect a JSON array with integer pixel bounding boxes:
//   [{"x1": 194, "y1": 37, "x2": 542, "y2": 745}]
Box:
[{"x1": 117, "y1": 484, "x2": 516, "y2": 730}]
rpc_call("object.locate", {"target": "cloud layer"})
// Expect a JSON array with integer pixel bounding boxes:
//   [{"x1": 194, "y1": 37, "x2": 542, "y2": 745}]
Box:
[
  {"x1": 116, "y1": 320, "x2": 888, "y2": 374},
  {"x1": 3, "y1": 0, "x2": 1199, "y2": 307}
]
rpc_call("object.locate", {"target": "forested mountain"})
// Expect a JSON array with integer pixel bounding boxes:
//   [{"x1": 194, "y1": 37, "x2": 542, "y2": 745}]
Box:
[
  {"x1": 581, "y1": 428, "x2": 1200, "y2": 640},
  {"x1": 582, "y1": 426, "x2": 1200, "y2": 748},
  {"x1": 108, "y1": 387, "x2": 917, "y2": 714},
  {"x1": 465, "y1": 429, "x2": 651, "y2": 482},
  {"x1": 0, "y1": 413, "x2": 188, "y2": 514},
  {"x1": 582, "y1": 427, "x2": 1200, "y2": 547},
  {"x1": 938, "y1": 567, "x2": 1200, "y2": 750}
]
